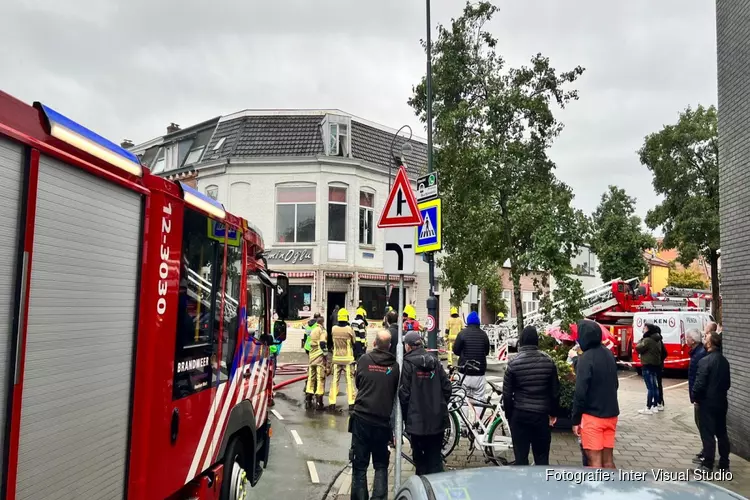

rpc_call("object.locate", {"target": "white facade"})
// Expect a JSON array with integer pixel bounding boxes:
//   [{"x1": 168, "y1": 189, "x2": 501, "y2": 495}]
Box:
[
  {"x1": 549, "y1": 245, "x2": 604, "y2": 294},
  {"x1": 196, "y1": 156, "x2": 452, "y2": 324}
]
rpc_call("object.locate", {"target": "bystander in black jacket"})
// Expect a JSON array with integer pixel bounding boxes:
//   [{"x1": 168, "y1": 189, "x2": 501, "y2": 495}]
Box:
[
  {"x1": 399, "y1": 345, "x2": 452, "y2": 436},
  {"x1": 503, "y1": 326, "x2": 560, "y2": 418},
  {"x1": 452, "y1": 311, "x2": 490, "y2": 376},
  {"x1": 571, "y1": 320, "x2": 620, "y2": 425},
  {"x1": 353, "y1": 348, "x2": 400, "y2": 426},
  {"x1": 693, "y1": 349, "x2": 731, "y2": 410},
  {"x1": 688, "y1": 343, "x2": 708, "y2": 403}
]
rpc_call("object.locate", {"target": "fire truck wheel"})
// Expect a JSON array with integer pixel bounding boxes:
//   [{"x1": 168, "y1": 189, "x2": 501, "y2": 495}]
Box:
[{"x1": 221, "y1": 436, "x2": 250, "y2": 500}]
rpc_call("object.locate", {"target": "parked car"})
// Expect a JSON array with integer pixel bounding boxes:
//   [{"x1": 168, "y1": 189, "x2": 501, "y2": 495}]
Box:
[{"x1": 395, "y1": 467, "x2": 745, "y2": 500}]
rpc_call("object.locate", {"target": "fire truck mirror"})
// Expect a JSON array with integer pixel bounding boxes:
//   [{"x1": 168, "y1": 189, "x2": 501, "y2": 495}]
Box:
[{"x1": 275, "y1": 275, "x2": 289, "y2": 320}]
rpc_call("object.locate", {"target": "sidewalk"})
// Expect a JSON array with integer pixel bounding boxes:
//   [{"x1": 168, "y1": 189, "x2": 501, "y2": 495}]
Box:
[{"x1": 327, "y1": 442, "x2": 415, "y2": 500}]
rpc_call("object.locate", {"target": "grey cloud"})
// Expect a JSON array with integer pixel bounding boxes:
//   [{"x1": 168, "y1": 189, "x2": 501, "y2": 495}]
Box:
[{"x1": 0, "y1": 0, "x2": 717, "y2": 224}]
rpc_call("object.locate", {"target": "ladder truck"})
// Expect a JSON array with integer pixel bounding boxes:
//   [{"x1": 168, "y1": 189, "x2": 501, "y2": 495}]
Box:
[{"x1": 0, "y1": 90, "x2": 287, "y2": 500}]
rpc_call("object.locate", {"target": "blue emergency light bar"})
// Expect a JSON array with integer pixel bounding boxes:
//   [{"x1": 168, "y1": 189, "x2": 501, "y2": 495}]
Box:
[
  {"x1": 179, "y1": 182, "x2": 226, "y2": 220},
  {"x1": 34, "y1": 102, "x2": 143, "y2": 177}
]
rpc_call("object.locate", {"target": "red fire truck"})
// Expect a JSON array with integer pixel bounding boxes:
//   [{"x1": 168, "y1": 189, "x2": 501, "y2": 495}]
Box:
[{"x1": 0, "y1": 90, "x2": 287, "y2": 499}]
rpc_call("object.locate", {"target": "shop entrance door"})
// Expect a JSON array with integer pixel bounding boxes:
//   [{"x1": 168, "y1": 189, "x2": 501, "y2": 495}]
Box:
[{"x1": 327, "y1": 291, "x2": 346, "y2": 328}]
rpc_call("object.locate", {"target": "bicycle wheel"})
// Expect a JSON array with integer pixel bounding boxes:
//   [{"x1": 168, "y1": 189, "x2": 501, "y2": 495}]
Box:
[
  {"x1": 485, "y1": 416, "x2": 514, "y2": 466},
  {"x1": 442, "y1": 411, "x2": 460, "y2": 459}
]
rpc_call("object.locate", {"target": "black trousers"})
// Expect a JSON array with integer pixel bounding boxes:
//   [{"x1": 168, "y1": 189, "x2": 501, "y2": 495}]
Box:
[
  {"x1": 698, "y1": 404, "x2": 730, "y2": 467},
  {"x1": 349, "y1": 415, "x2": 390, "y2": 498},
  {"x1": 410, "y1": 433, "x2": 444, "y2": 476},
  {"x1": 510, "y1": 410, "x2": 551, "y2": 466},
  {"x1": 694, "y1": 404, "x2": 701, "y2": 451}
]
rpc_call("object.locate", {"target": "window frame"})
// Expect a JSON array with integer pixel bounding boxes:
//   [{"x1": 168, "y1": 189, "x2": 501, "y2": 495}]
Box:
[
  {"x1": 151, "y1": 147, "x2": 166, "y2": 174},
  {"x1": 359, "y1": 189, "x2": 374, "y2": 246},
  {"x1": 185, "y1": 146, "x2": 205, "y2": 166},
  {"x1": 205, "y1": 185, "x2": 219, "y2": 200},
  {"x1": 522, "y1": 290, "x2": 540, "y2": 315},
  {"x1": 247, "y1": 274, "x2": 268, "y2": 339},
  {"x1": 275, "y1": 183, "x2": 317, "y2": 244},
  {"x1": 213, "y1": 137, "x2": 227, "y2": 151},
  {"x1": 328, "y1": 184, "x2": 348, "y2": 243}
]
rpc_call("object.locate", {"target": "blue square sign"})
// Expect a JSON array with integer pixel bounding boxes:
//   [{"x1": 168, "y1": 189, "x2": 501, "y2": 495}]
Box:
[{"x1": 415, "y1": 198, "x2": 442, "y2": 253}]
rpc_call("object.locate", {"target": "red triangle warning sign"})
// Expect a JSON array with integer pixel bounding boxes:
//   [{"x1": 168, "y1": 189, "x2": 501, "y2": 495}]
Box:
[{"x1": 378, "y1": 166, "x2": 423, "y2": 228}]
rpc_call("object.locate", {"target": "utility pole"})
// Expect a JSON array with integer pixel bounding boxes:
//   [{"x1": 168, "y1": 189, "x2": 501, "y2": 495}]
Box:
[{"x1": 425, "y1": 0, "x2": 439, "y2": 351}]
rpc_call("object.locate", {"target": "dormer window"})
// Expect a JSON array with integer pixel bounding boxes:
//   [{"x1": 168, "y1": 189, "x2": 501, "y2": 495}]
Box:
[{"x1": 323, "y1": 115, "x2": 351, "y2": 157}]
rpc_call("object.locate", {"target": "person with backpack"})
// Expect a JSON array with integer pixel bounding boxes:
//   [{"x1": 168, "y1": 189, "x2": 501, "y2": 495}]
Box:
[
  {"x1": 635, "y1": 323, "x2": 664, "y2": 415},
  {"x1": 351, "y1": 312, "x2": 368, "y2": 361},
  {"x1": 399, "y1": 331, "x2": 452, "y2": 476},
  {"x1": 402, "y1": 304, "x2": 421, "y2": 332}
]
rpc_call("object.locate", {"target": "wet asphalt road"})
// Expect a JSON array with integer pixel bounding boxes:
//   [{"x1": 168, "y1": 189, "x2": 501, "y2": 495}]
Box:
[{"x1": 249, "y1": 373, "x2": 352, "y2": 500}]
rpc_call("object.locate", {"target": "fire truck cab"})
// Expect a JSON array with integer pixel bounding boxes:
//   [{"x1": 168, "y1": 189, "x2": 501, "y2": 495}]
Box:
[{"x1": 0, "y1": 90, "x2": 284, "y2": 500}]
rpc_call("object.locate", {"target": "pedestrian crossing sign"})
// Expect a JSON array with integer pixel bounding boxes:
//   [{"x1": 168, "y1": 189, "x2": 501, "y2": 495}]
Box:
[{"x1": 415, "y1": 198, "x2": 442, "y2": 254}]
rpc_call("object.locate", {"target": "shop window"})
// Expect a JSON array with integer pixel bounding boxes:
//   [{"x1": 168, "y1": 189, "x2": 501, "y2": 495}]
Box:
[
  {"x1": 287, "y1": 285, "x2": 312, "y2": 320},
  {"x1": 247, "y1": 274, "x2": 267, "y2": 338},
  {"x1": 220, "y1": 233, "x2": 243, "y2": 383},
  {"x1": 359, "y1": 286, "x2": 387, "y2": 320},
  {"x1": 522, "y1": 291, "x2": 539, "y2": 315},
  {"x1": 328, "y1": 185, "x2": 347, "y2": 242},
  {"x1": 359, "y1": 190, "x2": 374, "y2": 246},
  {"x1": 276, "y1": 184, "x2": 316, "y2": 243},
  {"x1": 173, "y1": 209, "x2": 224, "y2": 400}
]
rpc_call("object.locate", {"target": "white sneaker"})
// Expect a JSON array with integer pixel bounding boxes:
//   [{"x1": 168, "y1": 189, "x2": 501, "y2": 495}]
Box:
[
  {"x1": 638, "y1": 407, "x2": 654, "y2": 415},
  {"x1": 656, "y1": 404, "x2": 665, "y2": 411}
]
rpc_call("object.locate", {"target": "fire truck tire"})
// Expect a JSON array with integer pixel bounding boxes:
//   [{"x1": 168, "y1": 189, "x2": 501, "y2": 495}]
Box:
[{"x1": 221, "y1": 436, "x2": 250, "y2": 500}]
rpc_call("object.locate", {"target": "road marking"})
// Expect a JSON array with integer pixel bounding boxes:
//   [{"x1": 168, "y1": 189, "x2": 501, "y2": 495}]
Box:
[
  {"x1": 271, "y1": 409, "x2": 284, "y2": 420},
  {"x1": 665, "y1": 381, "x2": 689, "y2": 390},
  {"x1": 619, "y1": 373, "x2": 638, "y2": 380},
  {"x1": 291, "y1": 429, "x2": 303, "y2": 445},
  {"x1": 307, "y1": 461, "x2": 320, "y2": 483}
]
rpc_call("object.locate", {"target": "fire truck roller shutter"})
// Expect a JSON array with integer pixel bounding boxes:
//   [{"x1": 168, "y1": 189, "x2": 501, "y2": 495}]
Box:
[
  {"x1": 16, "y1": 155, "x2": 142, "y2": 500},
  {"x1": 0, "y1": 137, "x2": 25, "y2": 477}
]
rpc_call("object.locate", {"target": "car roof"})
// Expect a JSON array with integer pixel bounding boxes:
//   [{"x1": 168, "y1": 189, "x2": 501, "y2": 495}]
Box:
[{"x1": 399, "y1": 467, "x2": 745, "y2": 500}]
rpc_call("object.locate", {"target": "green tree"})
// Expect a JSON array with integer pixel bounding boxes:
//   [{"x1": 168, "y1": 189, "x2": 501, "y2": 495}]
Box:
[
  {"x1": 409, "y1": 1, "x2": 588, "y2": 333},
  {"x1": 639, "y1": 105, "x2": 720, "y2": 318},
  {"x1": 667, "y1": 264, "x2": 709, "y2": 289},
  {"x1": 590, "y1": 186, "x2": 656, "y2": 282}
]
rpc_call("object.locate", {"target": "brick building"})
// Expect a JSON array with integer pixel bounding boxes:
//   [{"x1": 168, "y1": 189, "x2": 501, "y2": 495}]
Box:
[
  {"x1": 716, "y1": 0, "x2": 750, "y2": 459},
  {"x1": 128, "y1": 109, "x2": 456, "y2": 327}
]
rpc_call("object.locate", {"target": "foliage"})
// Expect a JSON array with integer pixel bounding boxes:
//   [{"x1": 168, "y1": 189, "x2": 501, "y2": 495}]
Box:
[
  {"x1": 590, "y1": 186, "x2": 656, "y2": 281},
  {"x1": 537, "y1": 274, "x2": 586, "y2": 333},
  {"x1": 410, "y1": 1, "x2": 588, "y2": 333},
  {"x1": 639, "y1": 105, "x2": 720, "y2": 317},
  {"x1": 537, "y1": 334, "x2": 575, "y2": 410},
  {"x1": 668, "y1": 264, "x2": 709, "y2": 289}
]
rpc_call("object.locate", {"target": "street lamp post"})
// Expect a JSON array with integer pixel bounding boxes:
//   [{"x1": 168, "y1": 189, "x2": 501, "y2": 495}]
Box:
[
  {"x1": 385, "y1": 125, "x2": 413, "y2": 316},
  {"x1": 425, "y1": 0, "x2": 439, "y2": 352}
]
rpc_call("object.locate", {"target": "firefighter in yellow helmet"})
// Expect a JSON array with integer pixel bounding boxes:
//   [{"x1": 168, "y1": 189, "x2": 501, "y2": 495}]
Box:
[
  {"x1": 445, "y1": 306, "x2": 464, "y2": 366},
  {"x1": 402, "y1": 305, "x2": 421, "y2": 332},
  {"x1": 328, "y1": 308, "x2": 357, "y2": 411},
  {"x1": 305, "y1": 315, "x2": 327, "y2": 410},
  {"x1": 495, "y1": 312, "x2": 506, "y2": 325}
]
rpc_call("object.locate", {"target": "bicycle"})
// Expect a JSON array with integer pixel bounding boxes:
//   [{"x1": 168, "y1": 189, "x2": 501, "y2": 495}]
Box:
[{"x1": 400, "y1": 360, "x2": 514, "y2": 467}]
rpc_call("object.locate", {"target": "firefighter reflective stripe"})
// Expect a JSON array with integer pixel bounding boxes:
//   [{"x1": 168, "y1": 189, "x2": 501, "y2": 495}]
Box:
[
  {"x1": 0, "y1": 137, "x2": 24, "y2": 475},
  {"x1": 16, "y1": 156, "x2": 142, "y2": 499},
  {"x1": 306, "y1": 365, "x2": 325, "y2": 395}
]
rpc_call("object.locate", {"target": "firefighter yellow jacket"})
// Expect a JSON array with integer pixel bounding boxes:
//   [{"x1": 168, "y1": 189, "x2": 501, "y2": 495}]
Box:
[
  {"x1": 446, "y1": 317, "x2": 463, "y2": 340},
  {"x1": 308, "y1": 324, "x2": 327, "y2": 366},
  {"x1": 331, "y1": 324, "x2": 355, "y2": 365}
]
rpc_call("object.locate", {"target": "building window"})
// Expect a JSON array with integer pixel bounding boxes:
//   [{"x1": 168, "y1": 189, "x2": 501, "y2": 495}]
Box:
[
  {"x1": 287, "y1": 285, "x2": 312, "y2": 320},
  {"x1": 502, "y1": 289, "x2": 512, "y2": 312},
  {"x1": 328, "y1": 185, "x2": 347, "y2": 242},
  {"x1": 206, "y1": 185, "x2": 219, "y2": 200},
  {"x1": 276, "y1": 184, "x2": 316, "y2": 243},
  {"x1": 359, "y1": 191, "x2": 374, "y2": 245},
  {"x1": 247, "y1": 274, "x2": 267, "y2": 338},
  {"x1": 185, "y1": 146, "x2": 205, "y2": 166},
  {"x1": 151, "y1": 148, "x2": 166, "y2": 174},
  {"x1": 359, "y1": 286, "x2": 386, "y2": 319},
  {"x1": 522, "y1": 291, "x2": 539, "y2": 316},
  {"x1": 326, "y1": 120, "x2": 350, "y2": 157},
  {"x1": 213, "y1": 137, "x2": 226, "y2": 151}
]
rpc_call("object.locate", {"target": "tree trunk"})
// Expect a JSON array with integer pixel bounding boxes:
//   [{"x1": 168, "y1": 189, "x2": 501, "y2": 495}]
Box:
[
  {"x1": 510, "y1": 260, "x2": 524, "y2": 335},
  {"x1": 710, "y1": 248, "x2": 721, "y2": 322}
]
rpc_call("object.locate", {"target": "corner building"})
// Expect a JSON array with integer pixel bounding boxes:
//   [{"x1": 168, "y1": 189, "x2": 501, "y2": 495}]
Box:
[{"x1": 130, "y1": 109, "x2": 455, "y2": 328}]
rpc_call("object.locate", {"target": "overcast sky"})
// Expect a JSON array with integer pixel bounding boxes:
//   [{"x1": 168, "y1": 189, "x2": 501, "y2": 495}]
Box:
[{"x1": 1, "y1": 0, "x2": 716, "y2": 222}]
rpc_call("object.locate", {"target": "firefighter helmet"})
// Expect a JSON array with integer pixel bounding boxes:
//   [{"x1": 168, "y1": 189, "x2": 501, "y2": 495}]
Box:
[
  {"x1": 497, "y1": 312, "x2": 505, "y2": 319},
  {"x1": 356, "y1": 306, "x2": 367, "y2": 318},
  {"x1": 404, "y1": 304, "x2": 417, "y2": 320},
  {"x1": 450, "y1": 307, "x2": 459, "y2": 316},
  {"x1": 337, "y1": 308, "x2": 350, "y2": 322}
]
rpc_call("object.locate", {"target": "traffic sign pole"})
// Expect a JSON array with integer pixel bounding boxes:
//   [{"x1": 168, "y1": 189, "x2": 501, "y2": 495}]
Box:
[{"x1": 394, "y1": 276, "x2": 404, "y2": 492}]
